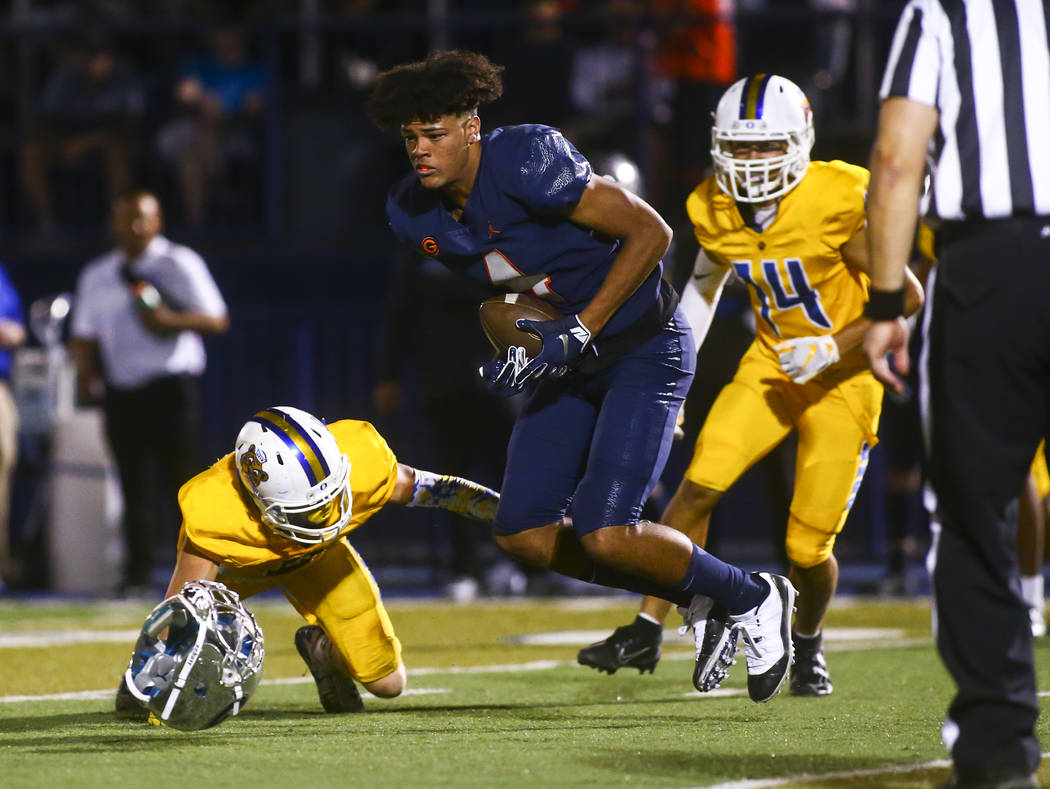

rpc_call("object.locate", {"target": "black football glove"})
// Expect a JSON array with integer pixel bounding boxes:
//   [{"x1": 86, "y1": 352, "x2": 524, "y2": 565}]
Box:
[{"x1": 514, "y1": 314, "x2": 594, "y2": 384}]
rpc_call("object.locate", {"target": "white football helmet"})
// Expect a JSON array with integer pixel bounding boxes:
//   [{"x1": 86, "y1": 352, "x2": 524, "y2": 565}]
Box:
[
  {"x1": 234, "y1": 406, "x2": 352, "y2": 545},
  {"x1": 124, "y1": 580, "x2": 265, "y2": 731},
  {"x1": 710, "y1": 74, "x2": 814, "y2": 203}
]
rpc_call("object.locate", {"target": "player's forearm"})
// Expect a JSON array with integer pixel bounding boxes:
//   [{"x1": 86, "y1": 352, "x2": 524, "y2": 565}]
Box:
[
  {"x1": 407, "y1": 468, "x2": 499, "y2": 524},
  {"x1": 579, "y1": 226, "x2": 670, "y2": 335},
  {"x1": 834, "y1": 270, "x2": 922, "y2": 357},
  {"x1": 831, "y1": 316, "x2": 871, "y2": 357},
  {"x1": 679, "y1": 279, "x2": 724, "y2": 352},
  {"x1": 165, "y1": 540, "x2": 220, "y2": 598},
  {"x1": 866, "y1": 100, "x2": 937, "y2": 294},
  {"x1": 866, "y1": 181, "x2": 919, "y2": 293}
]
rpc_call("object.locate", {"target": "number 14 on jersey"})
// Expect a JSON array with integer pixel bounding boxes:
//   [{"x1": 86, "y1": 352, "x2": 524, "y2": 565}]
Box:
[{"x1": 731, "y1": 258, "x2": 833, "y2": 337}]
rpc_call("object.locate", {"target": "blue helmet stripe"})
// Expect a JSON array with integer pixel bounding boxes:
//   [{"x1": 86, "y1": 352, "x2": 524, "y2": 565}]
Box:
[
  {"x1": 753, "y1": 73, "x2": 773, "y2": 119},
  {"x1": 738, "y1": 75, "x2": 754, "y2": 119},
  {"x1": 249, "y1": 409, "x2": 330, "y2": 486}
]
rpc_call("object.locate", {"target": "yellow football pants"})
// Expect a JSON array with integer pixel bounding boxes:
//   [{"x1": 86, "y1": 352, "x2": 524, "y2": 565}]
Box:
[
  {"x1": 684, "y1": 342, "x2": 882, "y2": 568},
  {"x1": 222, "y1": 538, "x2": 402, "y2": 684}
]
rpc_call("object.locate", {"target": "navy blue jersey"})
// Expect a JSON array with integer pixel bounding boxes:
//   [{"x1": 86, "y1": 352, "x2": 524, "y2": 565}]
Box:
[{"x1": 386, "y1": 124, "x2": 662, "y2": 337}]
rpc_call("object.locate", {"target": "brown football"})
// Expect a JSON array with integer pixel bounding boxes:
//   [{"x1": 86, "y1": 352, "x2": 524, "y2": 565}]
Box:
[{"x1": 478, "y1": 292, "x2": 563, "y2": 356}]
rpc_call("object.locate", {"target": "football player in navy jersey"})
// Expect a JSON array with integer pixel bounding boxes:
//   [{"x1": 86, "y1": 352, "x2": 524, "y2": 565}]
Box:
[{"x1": 366, "y1": 50, "x2": 796, "y2": 702}]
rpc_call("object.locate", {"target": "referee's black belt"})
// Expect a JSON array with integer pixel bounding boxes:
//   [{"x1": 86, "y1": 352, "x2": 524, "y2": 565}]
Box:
[{"x1": 938, "y1": 215, "x2": 1050, "y2": 247}]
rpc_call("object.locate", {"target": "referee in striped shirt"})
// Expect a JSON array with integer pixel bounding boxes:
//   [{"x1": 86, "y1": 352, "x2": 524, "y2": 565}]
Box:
[{"x1": 864, "y1": 1, "x2": 1050, "y2": 786}]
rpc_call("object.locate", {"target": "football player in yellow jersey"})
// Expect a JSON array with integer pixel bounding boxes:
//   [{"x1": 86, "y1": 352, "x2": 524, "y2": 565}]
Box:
[
  {"x1": 579, "y1": 74, "x2": 924, "y2": 696},
  {"x1": 117, "y1": 405, "x2": 498, "y2": 718}
]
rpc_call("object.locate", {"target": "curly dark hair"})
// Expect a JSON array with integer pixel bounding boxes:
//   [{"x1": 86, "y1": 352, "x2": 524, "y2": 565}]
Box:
[{"x1": 365, "y1": 50, "x2": 504, "y2": 130}]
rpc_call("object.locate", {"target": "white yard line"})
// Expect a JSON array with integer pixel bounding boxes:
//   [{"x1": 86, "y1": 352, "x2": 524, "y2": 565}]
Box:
[
  {"x1": 688, "y1": 758, "x2": 954, "y2": 789},
  {"x1": 0, "y1": 682, "x2": 449, "y2": 704},
  {"x1": 1, "y1": 655, "x2": 747, "y2": 705},
  {"x1": 0, "y1": 658, "x2": 583, "y2": 704},
  {"x1": 0, "y1": 629, "x2": 141, "y2": 648}
]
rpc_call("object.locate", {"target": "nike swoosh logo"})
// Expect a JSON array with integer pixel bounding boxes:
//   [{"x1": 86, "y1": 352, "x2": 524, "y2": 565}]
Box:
[{"x1": 617, "y1": 647, "x2": 653, "y2": 662}]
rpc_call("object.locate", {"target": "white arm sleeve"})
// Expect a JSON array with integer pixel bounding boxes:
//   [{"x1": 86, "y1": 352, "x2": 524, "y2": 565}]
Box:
[{"x1": 679, "y1": 248, "x2": 731, "y2": 352}]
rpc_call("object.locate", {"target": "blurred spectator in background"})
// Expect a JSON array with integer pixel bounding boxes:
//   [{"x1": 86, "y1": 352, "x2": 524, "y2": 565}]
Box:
[
  {"x1": 19, "y1": 36, "x2": 143, "y2": 233},
  {"x1": 0, "y1": 264, "x2": 26, "y2": 593},
  {"x1": 480, "y1": 0, "x2": 576, "y2": 130},
  {"x1": 156, "y1": 25, "x2": 270, "y2": 229},
  {"x1": 565, "y1": 0, "x2": 670, "y2": 159},
  {"x1": 372, "y1": 250, "x2": 518, "y2": 600},
  {"x1": 649, "y1": 0, "x2": 736, "y2": 222},
  {"x1": 68, "y1": 191, "x2": 228, "y2": 594}
]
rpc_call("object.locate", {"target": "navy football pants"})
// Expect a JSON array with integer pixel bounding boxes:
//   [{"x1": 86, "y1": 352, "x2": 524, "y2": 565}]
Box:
[{"x1": 495, "y1": 310, "x2": 695, "y2": 536}]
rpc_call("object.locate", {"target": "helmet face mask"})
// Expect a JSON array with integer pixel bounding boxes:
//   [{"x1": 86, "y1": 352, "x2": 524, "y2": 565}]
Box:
[
  {"x1": 124, "y1": 581, "x2": 265, "y2": 731},
  {"x1": 710, "y1": 74, "x2": 815, "y2": 204},
  {"x1": 235, "y1": 406, "x2": 353, "y2": 545}
]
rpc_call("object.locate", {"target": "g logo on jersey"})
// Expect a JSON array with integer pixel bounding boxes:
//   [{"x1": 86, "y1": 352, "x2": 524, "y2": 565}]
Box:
[
  {"x1": 421, "y1": 236, "x2": 439, "y2": 255},
  {"x1": 239, "y1": 444, "x2": 269, "y2": 490}
]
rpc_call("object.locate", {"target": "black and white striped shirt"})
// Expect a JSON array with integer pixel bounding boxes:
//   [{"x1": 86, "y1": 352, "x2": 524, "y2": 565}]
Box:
[{"x1": 881, "y1": 0, "x2": 1050, "y2": 221}]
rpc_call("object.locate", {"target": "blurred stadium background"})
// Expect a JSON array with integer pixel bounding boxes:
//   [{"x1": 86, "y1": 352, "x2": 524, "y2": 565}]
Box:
[{"x1": 0, "y1": 0, "x2": 926, "y2": 598}]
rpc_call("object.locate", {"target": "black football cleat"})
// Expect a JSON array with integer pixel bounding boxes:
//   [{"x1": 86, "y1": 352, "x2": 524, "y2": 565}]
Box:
[
  {"x1": 577, "y1": 619, "x2": 662, "y2": 675},
  {"x1": 295, "y1": 625, "x2": 365, "y2": 713},
  {"x1": 789, "y1": 631, "x2": 833, "y2": 697}
]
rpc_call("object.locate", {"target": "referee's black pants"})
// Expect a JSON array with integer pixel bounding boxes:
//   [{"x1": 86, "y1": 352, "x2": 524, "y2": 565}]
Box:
[
  {"x1": 926, "y1": 217, "x2": 1050, "y2": 781},
  {"x1": 103, "y1": 374, "x2": 202, "y2": 589}
]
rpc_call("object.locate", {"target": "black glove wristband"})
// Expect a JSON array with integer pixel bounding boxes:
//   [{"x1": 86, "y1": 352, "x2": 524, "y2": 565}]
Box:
[{"x1": 865, "y1": 287, "x2": 906, "y2": 321}]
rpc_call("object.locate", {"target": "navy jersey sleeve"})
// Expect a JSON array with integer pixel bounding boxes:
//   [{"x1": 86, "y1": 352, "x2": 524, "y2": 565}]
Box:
[{"x1": 497, "y1": 126, "x2": 592, "y2": 215}]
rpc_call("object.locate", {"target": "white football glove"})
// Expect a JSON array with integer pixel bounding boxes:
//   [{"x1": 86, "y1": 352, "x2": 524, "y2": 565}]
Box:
[{"x1": 774, "y1": 335, "x2": 840, "y2": 384}]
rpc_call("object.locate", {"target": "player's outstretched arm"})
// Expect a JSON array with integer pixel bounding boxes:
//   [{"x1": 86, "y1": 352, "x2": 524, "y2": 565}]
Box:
[
  {"x1": 164, "y1": 539, "x2": 220, "y2": 598},
  {"x1": 392, "y1": 464, "x2": 499, "y2": 523}
]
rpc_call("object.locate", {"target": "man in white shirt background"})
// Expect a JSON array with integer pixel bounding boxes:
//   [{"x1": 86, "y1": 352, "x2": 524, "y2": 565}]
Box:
[{"x1": 69, "y1": 191, "x2": 228, "y2": 595}]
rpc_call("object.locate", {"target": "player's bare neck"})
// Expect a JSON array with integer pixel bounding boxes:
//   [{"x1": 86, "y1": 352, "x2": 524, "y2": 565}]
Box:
[
  {"x1": 441, "y1": 142, "x2": 483, "y2": 222},
  {"x1": 440, "y1": 190, "x2": 468, "y2": 222}
]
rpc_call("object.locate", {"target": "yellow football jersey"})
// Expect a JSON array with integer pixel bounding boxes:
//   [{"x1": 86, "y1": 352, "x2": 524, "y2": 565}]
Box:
[
  {"x1": 177, "y1": 419, "x2": 399, "y2": 577},
  {"x1": 688, "y1": 160, "x2": 870, "y2": 370}
]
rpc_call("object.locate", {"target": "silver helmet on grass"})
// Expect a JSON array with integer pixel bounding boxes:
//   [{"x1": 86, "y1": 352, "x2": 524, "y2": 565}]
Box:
[
  {"x1": 234, "y1": 406, "x2": 352, "y2": 545},
  {"x1": 124, "y1": 580, "x2": 265, "y2": 731},
  {"x1": 710, "y1": 74, "x2": 814, "y2": 203}
]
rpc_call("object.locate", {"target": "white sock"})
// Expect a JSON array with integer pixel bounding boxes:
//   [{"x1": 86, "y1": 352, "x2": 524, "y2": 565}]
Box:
[
  {"x1": 637, "y1": 612, "x2": 662, "y2": 626},
  {"x1": 1021, "y1": 574, "x2": 1044, "y2": 611}
]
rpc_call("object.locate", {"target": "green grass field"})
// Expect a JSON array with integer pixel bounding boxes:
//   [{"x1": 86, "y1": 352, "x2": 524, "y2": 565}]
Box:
[{"x1": 2, "y1": 595, "x2": 1048, "y2": 788}]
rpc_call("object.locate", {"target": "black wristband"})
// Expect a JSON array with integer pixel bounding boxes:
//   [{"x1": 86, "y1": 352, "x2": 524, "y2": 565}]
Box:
[{"x1": 865, "y1": 287, "x2": 906, "y2": 321}]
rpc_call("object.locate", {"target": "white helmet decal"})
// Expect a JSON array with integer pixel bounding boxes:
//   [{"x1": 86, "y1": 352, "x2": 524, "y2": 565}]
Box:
[
  {"x1": 234, "y1": 406, "x2": 352, "y2": 545},
  {"x1": 710, "y1": 74, "x2": 815, "y2": 203}
]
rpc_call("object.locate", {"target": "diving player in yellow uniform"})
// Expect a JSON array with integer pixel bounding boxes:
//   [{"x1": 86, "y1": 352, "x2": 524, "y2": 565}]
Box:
[
  {"x1": 117, "y1": 405, "x2": 498, "y2": 717},
  {"x1": 578, "y1": 74, "x2": 924, "y2": 696}
]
